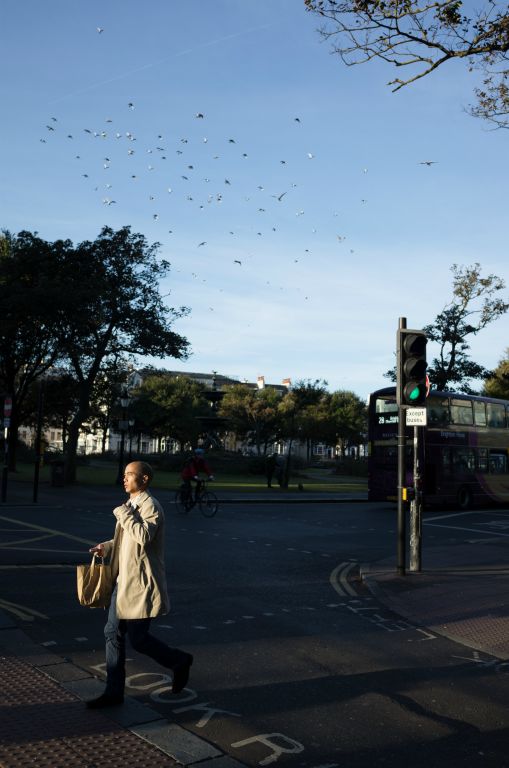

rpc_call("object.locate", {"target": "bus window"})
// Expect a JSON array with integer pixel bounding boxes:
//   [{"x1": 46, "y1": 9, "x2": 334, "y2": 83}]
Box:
[
  {"x1": 440, "y1": 448, "x2": 452, "y2": 475},
  {"x1": 473, "y1": 401, "x2": 487, "y2": 427},
  {"x1": 375, "y1": 397, "x2": 397, "y2": 414},
  {"x1": 450, "y1": 399, "x2": 473, "y2": 426},
  {"x1": 428, "y1": 396, "x2": 449, "y2": 426},
  {"x1": 452, "y1": 448, "x2": 475, "y2": 473},
  {"x1": 489, "y1": 452, "x2": 508, "y2": 474},
  {"x1": 477, "y1": 448, "x2": 488, "y2": 472},
  {"x1": 487, "y1": 403, "x2": 506, "y2": 428}
]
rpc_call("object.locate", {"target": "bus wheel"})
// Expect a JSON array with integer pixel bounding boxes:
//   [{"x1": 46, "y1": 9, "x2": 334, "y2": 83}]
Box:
[{"x1": 457, "y1": 486, "x2": 472, "y2": 510}]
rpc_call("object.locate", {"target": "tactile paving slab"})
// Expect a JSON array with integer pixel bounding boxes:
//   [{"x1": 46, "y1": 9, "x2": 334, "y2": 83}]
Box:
[{"x1": 0, "y1": 656, "x2": 179, "y2": 767}]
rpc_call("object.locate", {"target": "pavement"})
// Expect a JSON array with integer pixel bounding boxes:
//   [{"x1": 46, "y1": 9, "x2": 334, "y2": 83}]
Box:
[{"x1": 1, "y1": 478, "x2": 509, "y2": 764}]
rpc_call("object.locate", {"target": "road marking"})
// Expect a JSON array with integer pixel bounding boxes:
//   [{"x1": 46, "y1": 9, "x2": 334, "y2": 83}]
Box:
[
  {"x1": 0, "y1": 597, "x2": 49, "y2": 621},
  {"x1": 0, "y1": 564, "x2": 74, "y2": 570},
  {"x1": 425, "y1": 510, "x2": 480, "y2": 522},
  {"x1": 0, "y1": 514, "x2": 94, "y2": 546},
  {"x1": 424, "y1": 522, "x2": 509, "y2": 538},
  {"x1": 0, "y1": 547, "x2": 89, "y2": 554},
  {"x1": 330, "y1": 562, "x2": 358, "y2": 597},
  {"x1": 0, "y1": 533, "x2": 54, "y2": 548}
]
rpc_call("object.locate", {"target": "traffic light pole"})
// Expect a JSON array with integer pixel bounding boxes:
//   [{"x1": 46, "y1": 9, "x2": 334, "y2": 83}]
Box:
[
  {"x1": 409, "y1": 426, "x2": 423, "y2": 572},
  {"x1": 397, "y1": 317, "x2": 407, "y2": 576}
]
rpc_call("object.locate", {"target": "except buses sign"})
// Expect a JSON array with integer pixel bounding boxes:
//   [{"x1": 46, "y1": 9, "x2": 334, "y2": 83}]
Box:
[{"x1": 406, "y1": 407, "x2": 427, "y2": 426}]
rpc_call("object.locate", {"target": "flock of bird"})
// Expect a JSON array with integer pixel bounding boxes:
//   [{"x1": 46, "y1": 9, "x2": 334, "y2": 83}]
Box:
[
  {"x1": 38, "y1": 107, "x2": 355, "y2": 302},
  {"x1": 37, "y1": 28, "x2": 437, "y2": 311}
]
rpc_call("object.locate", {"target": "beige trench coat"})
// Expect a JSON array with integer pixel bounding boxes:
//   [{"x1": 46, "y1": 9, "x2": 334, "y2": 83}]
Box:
[{"x1": 101, "y1": 490, "x2": 170, "y2": 620}]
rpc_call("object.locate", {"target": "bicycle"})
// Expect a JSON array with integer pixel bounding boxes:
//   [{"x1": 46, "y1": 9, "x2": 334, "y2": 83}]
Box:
[{"x1": 174, "y1": 479, "x2": 218, "y2": 517}]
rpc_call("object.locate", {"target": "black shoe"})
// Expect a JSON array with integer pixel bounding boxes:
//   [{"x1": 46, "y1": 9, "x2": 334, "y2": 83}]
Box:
[
  {"x1": 86, "y1": 693, "x2": 124, "y2": 709},
  {"x1": 172, "y1": 653, "x2": 193, "y2": 694}
]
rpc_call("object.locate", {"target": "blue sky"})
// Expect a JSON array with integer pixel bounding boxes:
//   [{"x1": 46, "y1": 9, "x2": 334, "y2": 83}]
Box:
[{"x1": 2, "y1": 0, "x2": 507, "y2": 399}]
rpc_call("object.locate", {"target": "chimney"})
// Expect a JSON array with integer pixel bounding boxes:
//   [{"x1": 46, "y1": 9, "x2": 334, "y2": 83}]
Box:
[
  {"x1": 257, "y1": 376, "x2": 265, "y2": 390},
  {"x1": 282, "y1": 378, "x2": 291, "y2": 388}
]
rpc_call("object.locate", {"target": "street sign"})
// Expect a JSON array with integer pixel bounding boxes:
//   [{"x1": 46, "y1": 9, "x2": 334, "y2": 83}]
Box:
[
  {"x1": 3, "y1": 397, "x2": 12, "y2": 418},
  {"x1": 406, "y1": 407, "x2": 427, "y2": 426}
]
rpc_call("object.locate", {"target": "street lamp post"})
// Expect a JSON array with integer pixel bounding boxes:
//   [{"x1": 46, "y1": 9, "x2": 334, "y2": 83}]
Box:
[
  {"x1": 116, "y1": 388, "x2": 130, "y2": 485},
  {"x1": 128, "y1": 419, "x2": 135, "y2": 461}
]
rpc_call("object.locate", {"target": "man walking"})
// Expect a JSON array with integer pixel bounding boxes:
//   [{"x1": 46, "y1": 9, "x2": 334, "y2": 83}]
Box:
[{"x1": 86, "y1": 460, "x2": 193, "y2": 709}]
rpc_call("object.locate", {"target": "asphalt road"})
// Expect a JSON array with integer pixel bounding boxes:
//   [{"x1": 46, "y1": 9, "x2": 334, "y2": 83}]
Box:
[{"x1": 2, "y1": 494, "x2": 509, "y2": 766}]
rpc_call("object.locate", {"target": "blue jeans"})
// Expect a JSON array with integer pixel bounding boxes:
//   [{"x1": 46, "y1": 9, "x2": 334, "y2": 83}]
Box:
[{"x1": 104, "y1": 586, "x2": 187, "y2": 697}]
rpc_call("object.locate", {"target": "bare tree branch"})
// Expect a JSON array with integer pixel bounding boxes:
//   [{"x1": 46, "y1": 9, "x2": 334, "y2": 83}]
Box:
[{"x1": 305, "y1": 0, "x2": 509, "y2": 126}]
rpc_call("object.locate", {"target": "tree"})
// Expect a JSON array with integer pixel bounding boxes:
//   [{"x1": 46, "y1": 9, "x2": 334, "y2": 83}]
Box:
[
  {"x1": 219, "y1": 384, "x2": 282, "y2": 455},
  {"x1": 130, "y1": 373, "x2": 208, "y2": 452},
  {"x1": 0, "y1": 230, "x2": 71, "y2": 469},
  {"x1": 424, "y1": 263, "x2": 508, "y2": 392},
  {"x1": 327, "y1": 390, "x2": 367, "y2": 455},
  {"x1": 87, "y1": 358, "x2": 132, "y2": 454},
  {"x1": 278, "y1": 380, "x2": 328, "y2": 486},
  {"x1": 53, "y1": 226, "x2": 189, "y2": 482},
  {"x1": 484, "y1": 349, "x2": 509, "y2": 399},
  {"x1": 385, "y1": 263, "x2": 508, "y2": 393},
  {"x1": 305, "y1": 0, "x2": 509, "y2": 128}
]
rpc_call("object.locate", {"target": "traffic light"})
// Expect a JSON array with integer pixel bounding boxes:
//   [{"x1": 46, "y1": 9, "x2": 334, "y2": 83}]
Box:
[{"x1": 396, "y1": 329, "x2": 428, "y2": 407}]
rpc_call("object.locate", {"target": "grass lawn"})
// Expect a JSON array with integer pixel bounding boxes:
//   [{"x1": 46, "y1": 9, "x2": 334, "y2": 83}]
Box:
[{"x1": 11, "y1": 461, "x2": 367, "y2": 493}]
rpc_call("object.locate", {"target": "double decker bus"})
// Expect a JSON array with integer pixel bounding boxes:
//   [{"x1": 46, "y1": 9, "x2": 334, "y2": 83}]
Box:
[{"x1": 368, "y1": 387, "x2": 509, "y2": 508}]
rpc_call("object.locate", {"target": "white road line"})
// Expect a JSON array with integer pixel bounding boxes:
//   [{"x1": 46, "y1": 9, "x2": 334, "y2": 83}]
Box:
[
  {"x1": 0, "y1": 533, "x2": 54, "y2": 548},
  {"x1": 425, "y1": 510, "x2": 480, "y2": 522},
  {"x1": 0, "y1": 598, "x2": 48, "y2": 621},
  {"x1": 424, "y1": 522, "x2": 509, "y2": 537},
  {"x1": 0, "y1": 514, "x2": 94, "y2": 546},
  {"x1": 330, "y1": 562, "x2": 358, "y2": 597}
]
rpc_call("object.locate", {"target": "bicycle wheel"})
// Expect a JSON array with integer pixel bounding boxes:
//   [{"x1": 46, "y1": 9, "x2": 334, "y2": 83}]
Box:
[
  {"x1": 174, "y1": 488, "x2": 191, "y2": 514},
  {"x1": 199, "y1": 490, "x2": 218, "y2": 517}
]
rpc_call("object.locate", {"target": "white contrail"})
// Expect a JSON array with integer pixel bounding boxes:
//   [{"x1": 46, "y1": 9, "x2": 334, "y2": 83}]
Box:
[{"x1": 48, "y1": 23, "x2": 275, "y2": 105}]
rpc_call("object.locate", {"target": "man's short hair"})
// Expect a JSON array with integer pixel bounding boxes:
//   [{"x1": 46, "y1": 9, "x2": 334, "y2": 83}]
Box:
[{"x1": 139, "y1": 461, "x2": 154, "y2": 484}]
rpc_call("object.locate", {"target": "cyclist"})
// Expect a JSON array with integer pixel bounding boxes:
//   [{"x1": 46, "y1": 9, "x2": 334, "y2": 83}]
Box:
[{"x1": 180, "y1": 447, "x2": 214, "y2": 505}]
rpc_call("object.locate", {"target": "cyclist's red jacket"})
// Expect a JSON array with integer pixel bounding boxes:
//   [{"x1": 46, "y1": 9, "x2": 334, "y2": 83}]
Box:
[{"x1": 181, "y1": 457, "x2": 212, "y2": 480}]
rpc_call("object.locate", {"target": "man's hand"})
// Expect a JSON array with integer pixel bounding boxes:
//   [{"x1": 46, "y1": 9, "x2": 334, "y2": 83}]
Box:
[{"x1": 89, "y1": 544, "x2": 104, "y2": 557}]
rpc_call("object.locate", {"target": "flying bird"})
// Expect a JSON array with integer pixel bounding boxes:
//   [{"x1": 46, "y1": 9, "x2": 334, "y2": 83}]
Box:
[
  {"x1": 96, "y1": 27, "x2": 104, "y2": 33},
  {"x1": 420, "y1": 160, "x2": 437, "y2": 166},
  {"x1": 195, "y1": 113, "x2": 204, "y2": 118},
  {"x1": 234, "y1": 259, "x2": 242, "y2": 265}
]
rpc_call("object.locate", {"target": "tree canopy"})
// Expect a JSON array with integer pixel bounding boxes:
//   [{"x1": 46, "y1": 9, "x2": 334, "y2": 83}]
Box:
[
  {"x1": 484, "y1": 349, "x2": 509, "y2": 399},
  {"x1": 0, "y1": 226, "x2": 190, "y2": 480},
  {"x1": 385, "y1": 263, "x2": 508, "y2": 392},
  {"x1": 305, "y1": 0, "x2": 509, "y2": 128},
  {"x1": 424, "y1": 263, "x2": 508, "y2": 391},
  {"x1": 219, "y1": 384, "x2": 283, "y2": 456},
  {"x1": 130, "y1": 373, "x2": 208, "y2": 451}
]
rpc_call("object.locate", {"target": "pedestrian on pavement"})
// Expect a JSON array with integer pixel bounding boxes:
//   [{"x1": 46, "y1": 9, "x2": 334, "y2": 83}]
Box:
[
  {"x1": 86, "y1": 460, "x2": 193, "y2": 709},
  {"x1": 265, "y1": 452, "x2": 278, "y2": 488}
]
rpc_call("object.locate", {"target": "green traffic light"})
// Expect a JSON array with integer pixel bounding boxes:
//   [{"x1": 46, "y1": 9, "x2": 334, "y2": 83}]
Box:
[{"x1": 408, "y1": 386, "x2": 421, "y2": 401}]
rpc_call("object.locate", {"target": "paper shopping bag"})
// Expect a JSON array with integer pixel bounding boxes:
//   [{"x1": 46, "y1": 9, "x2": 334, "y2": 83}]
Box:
[{"x1": 76, "y1": 556, "x2": 113, "y2": 608}]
